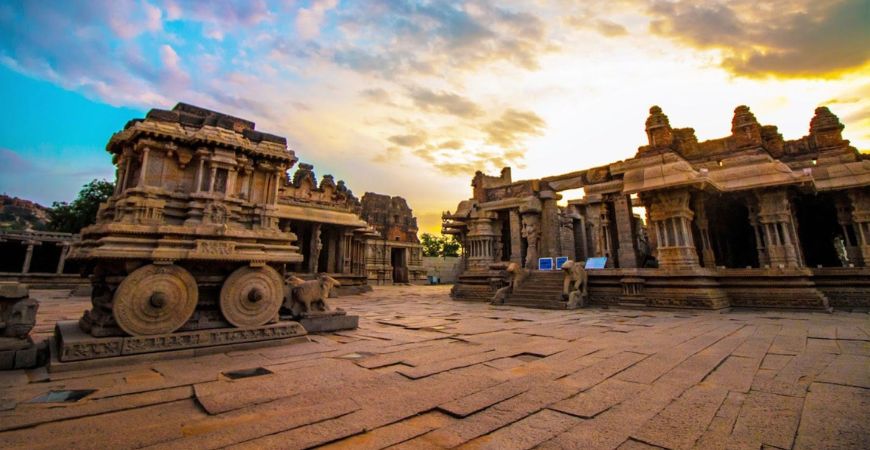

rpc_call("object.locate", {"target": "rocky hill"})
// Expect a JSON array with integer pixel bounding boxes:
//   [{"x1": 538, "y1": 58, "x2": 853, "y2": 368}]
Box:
[{"x1": 0, "y1": 195, "x2": 50, "y2": 230}]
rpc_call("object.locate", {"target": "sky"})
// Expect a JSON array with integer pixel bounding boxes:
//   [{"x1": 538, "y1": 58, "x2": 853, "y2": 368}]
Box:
[{"x1": 0, "y1": 0, "x2": 868, "y2": 234}]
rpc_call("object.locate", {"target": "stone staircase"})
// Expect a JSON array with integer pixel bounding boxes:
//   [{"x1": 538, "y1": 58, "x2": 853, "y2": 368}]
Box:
[{"x1": 503, "y1": 271, "x2": 568, "y2": 309}]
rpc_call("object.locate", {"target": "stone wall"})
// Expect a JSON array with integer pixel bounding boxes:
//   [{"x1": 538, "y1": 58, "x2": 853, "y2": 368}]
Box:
[{"x1": 422, "y1": 256, "x2": 462, "y2": 283}]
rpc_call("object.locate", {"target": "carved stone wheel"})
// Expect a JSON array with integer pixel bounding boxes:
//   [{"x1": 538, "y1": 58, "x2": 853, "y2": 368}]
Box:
[
  {"x1": 112, "y1": 264, "x2": 198, "y2": 336},
  {"x1": 219, "y1": 265, "x2": 284, "y2": 328}
]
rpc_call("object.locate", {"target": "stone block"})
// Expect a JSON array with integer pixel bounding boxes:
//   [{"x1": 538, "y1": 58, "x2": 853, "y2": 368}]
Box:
[
  {"x1": 0, "y1": 282, "x2": 28, "y2": 299},
  {"x1": 13, "y1": 344, "x2": 38, "y2": 369},
  {"x1": 0, "y1": 349, "x2": 14, "y2": 370},
  {"x1": 298, "y1": 313, "x2": 359, "y2": 333},
  {"x1": 69, "y1": 284, "x2": 92, "y2": 297}
]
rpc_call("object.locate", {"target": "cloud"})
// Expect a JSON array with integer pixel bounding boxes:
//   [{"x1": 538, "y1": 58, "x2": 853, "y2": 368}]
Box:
[
  {"x1": 483, "y1": 109, "x2": 547, "y2": 148},
  {"x1": 0, "y1": 148, "x2": 34, "y2": 173},
  {"x1": 565, "y1": 15, "x2": 629, "y2": 37},
  {"x1": 157, "y1": 0, "x2": 272, "y2": 40},
  {"x1": 372, "y1": 145, "x2": 402, "y2": 163},
  {"x1": 295, "y1": 0, "x2": 338, "y2": 40},
  {"x1": 407, "y1": 87, "x2": 483, "y2": 118},
  {"x1": 359, "y1": 87, "x2": 393, "y2": 104},
  {"x1": 647, "y1": 0, "x2": 870, "y2": 78},
  {"x1": 331, "y1": 1, "x2": 553, "y2": 77},
  {"x1": 438, "y1": 140, "x2": 463, "y2": 150},
  {"x1": 388, "y1": 133, "x2": 428, "y2": 147},
  {"x1": 374, "y1": 106, "x2": 542, "y2": 178}
]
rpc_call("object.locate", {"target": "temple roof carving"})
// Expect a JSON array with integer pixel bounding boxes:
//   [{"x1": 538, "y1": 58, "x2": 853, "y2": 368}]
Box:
[{"x1": 109, "y1": 103, "x2": 295, "y2": 163}]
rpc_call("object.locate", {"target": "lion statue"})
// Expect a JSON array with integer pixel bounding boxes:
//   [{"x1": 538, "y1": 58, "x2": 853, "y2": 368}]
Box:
[
  {"x1": 561, "y1": 260, "x2": 588, "y2": 309},
  {"x1": 284, "y1": 273, "x2": 342, "y2": 316}
]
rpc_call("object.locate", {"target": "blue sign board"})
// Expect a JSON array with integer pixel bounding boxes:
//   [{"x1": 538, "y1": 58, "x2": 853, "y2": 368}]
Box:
[
  {"x1": 585, "y1": 257, "x2": 608, "y2": 269},
  {"x1": 555, "y1": 256, "x2": 569, "y2": 269},
  {"x1": 538, "y1": 257, "x2": 554, "y2": 270}
]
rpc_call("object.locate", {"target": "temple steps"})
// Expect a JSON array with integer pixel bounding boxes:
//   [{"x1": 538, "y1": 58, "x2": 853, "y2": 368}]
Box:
[{"x1": 503, "y1": 271, "x2": 568, "y2": 310}]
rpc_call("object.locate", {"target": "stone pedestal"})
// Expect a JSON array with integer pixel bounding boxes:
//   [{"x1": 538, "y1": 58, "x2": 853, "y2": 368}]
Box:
[
  {"x1": 0, "y1": 282, "x2": 43, "y2": 370},
  {"x1": 53, "y1": 320, "x2": 307, "y2": 363}
]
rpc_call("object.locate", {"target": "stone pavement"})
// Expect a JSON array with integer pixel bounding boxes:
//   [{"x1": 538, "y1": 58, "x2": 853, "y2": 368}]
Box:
[{"x1": 1, "y1": 285, "x2": 868, "y2": 449}]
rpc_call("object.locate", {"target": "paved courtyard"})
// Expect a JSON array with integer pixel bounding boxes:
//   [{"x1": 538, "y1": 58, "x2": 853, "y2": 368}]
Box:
[{"x1": 1, "y1": 285, "x2": 868, "y2": 449}]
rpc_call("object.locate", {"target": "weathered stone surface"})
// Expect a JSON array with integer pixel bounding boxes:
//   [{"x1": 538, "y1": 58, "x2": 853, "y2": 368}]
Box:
[
  {"x1": 320, "y1": 412, "x2": 453, "y2": 450},
  {"x1": 0, "y1": 286, "x2": 867, "y2": 449},
  {"x1": 794, "y1": 382, "x2": 870, "y2": 450},
  {"x1": 550, "y1": 378, "x2": 645, "y2": 418},
  {"x1": 729, "y1": 390, "x2": 804, "y2": 449},
  {"x1": 816, "y1": 354, "x2": 870, "y2": 389},
  {"x1": 438, "y1": 373, "x2": 550, "y2": 417},
  {"x1": 631, "y1": 384, "x2": 728, "y2": 449},
  {"x1": 457, "y1": 408, "x2": 581, "y2": 450}
]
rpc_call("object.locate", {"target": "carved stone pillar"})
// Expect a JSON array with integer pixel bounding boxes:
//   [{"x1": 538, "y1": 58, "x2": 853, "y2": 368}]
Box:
[
  {"x1": 612, "y1": 194, "x2": 640, "y2": 268},
  {"x1": 521, "y1": 213, "x2": 541, "y2": 269},
  {"x1": 21, "y1": 242, "x2": 36, "y2": 274},
  {"x1": 559, "y1": 213, "x2": 576, "y2": 262},
  {"x1": 326, "y1": 230, "x2": 337, "y2": 273},
  {"x1": 756, "y1": 189, "x2": 802, "y2": 268},
  {"x1": 848, "y1": 189, "x2": 870, "y2": 266},
  {"x1": 509, "y1": 209, "x2": 522, "y2": 265},
  {"x1": 692, "y1": 195, "x2": 716, "y2": 268},
  {"x1": 309, "y1": 224, "x2": 322, "y2": 273},
  {"x1": 595, "y1": 202, "x2": 616, "y2": 267},
  {"x1": 836, "y1": 195, "x2": 862, "y2": 266},
  {"x1": 540, "y1": 193, "x2": 561, "y2": 258},
  {"x1": 138, "y1": 147, "x2": 150, "y2": 187},
  {"x1": 646, "y1": 189, "x2": 699, "y2": 270},
  {"x1": 747, "y1": 201, "x2": 769, "y2": 267},
  {"x1": 208, "y1": 163, "x2": 217, "y2": 193},
  {"x1": 56, "y1": 242, "x2": 70, "y2": 274},
  {"x1": 467, "y1": 213, "x2": 498, "y2": 271}
]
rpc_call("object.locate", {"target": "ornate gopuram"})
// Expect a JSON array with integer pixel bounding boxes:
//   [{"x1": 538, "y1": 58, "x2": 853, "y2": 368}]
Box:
[
  {"x1": 359, "y1": 193, "x2": 425, "y2": 285},
  {"x1": 444, "y1": 105, "x2": 870, "y2": 310},
  {"x1": 58, "y1": 103, "x2": 362, "y2": 365}
]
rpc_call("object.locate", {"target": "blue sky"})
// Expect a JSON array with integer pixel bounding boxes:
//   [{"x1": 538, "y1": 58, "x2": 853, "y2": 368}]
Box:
[
  {"x1": 1, "y1": 0, "x2": 868, "y2": 232},
  {"x1": 0, "y1": 65, "x2": 143, "y2": 204}
]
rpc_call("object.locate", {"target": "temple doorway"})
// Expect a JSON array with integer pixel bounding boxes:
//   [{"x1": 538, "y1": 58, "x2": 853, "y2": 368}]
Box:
[
  {"x1": 0, "y1": 242, "x2": 25, "y2": 272},
  {"x1": 497, "y1": 211, "x2": 511, "y2": 262},
  {"x1": 706, "y1": 196, "x2": 759, "y2": 268},
  {"x1": 794, "y1": 193, "x2": 840, "y2": 267},
  {"x1": 391, "y1": 247, "x2": 408, "y2": 283}
]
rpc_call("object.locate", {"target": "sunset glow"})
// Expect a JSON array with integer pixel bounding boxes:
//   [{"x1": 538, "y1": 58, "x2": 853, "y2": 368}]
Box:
[{"x1": 1, "y1": 0, "x2": 868, "y2": 234}]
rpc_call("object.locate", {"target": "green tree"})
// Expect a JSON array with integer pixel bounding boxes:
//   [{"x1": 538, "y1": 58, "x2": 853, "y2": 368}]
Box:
[
  {"x1": 48, "y1": 179, "x2": 115, "y2": 233},
  {"x1": 420, "y1": 233, "x2": 462, "y2": 257},
  {"x1": 420, "y1": 232, "x2": 442, "y2": 257},
  {"x1": 441, "y1": 235, "x2": 461, "y2": 257}
]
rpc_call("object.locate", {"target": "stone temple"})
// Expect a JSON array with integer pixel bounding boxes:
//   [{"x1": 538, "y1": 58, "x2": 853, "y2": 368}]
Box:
[
  {"x1": 41, "y1": 103, "x2": 426, "y2": 362},
  {"x1": 0, "y1": 103, "x2": 868, "y2": 450},
  {"x1": 444, "y1": 106, "x2": 870, "y2": 310},
  {"x1": 360, "y1": 192, "x2": 426, "y2": 285}
]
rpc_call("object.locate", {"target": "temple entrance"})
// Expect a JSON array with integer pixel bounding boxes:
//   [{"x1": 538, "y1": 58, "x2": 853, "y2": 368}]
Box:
[
  {"x1": 497, "y1": 211, "x2": 511, "y2": 262},
  {"x1": 706, "y1": 196, "x2": 759, "y2": 268},
  {"x1": 794, "y1": 193, "x2": 840, "y2": 267},
  {"x1": 0, "y1": 242, "x2": 25, "y2": 272},
  {"x1": 391, "y1": 247, "x2": 408, "y2": 283}
]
